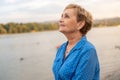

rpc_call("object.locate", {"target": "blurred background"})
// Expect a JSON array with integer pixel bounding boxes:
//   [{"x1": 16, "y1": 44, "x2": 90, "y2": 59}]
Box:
[{"x1": 0, "y1": 0, "x2": 120, "y2": 80}]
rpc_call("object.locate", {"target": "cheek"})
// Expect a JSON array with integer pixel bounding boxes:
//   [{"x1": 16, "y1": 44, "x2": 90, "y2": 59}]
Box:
[{"x1": 67, "y1": 20, "x2": 77, "y2": 29}]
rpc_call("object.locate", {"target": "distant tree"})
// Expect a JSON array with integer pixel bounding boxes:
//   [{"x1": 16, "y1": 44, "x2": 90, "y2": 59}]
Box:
[
  {"x1": 0, "y1": 24, "x2": 7, "y2": 34},
  {"x1": 51, "y1": 23, "x2": 59, "y2": 30},
  {"x1": 37, "y1": 23, "x2": 44, "y2": 31}
]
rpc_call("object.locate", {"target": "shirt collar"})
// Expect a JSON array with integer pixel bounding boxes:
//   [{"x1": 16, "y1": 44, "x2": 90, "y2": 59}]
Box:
[
  {"x1": 64, "y1": 36, "x2": 87, "y2": 50},
  {"x1": 74, "y1": 36, "x2": 87, "y2": 50}
]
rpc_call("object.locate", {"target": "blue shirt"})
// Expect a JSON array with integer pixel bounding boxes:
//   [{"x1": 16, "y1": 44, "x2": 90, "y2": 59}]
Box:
[{"x1": 52, "y1": 36, "x2": 100, "y2": 80}]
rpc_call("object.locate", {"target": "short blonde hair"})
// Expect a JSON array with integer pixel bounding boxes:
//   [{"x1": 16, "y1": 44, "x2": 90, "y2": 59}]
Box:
[{"x1": 64, "y1": 4, "x2": 93, "y2": 35}]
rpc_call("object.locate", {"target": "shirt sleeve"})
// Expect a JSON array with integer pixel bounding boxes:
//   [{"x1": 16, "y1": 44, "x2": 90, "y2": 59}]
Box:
[{"x1": 72, "y1": 48, "x2": 100, "y2": 80}]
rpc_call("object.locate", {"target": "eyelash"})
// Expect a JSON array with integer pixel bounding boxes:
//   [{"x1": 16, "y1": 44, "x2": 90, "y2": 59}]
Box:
[
  {"x1": 65, "y1": 14, "x2": 69, "y2": 18},
  {"x1": 61, "y1": 14, "x2": 70, "y2": 18}
]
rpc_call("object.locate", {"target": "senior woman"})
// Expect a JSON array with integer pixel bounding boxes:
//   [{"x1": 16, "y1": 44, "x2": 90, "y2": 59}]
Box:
[{"x1": 52, "y1": 4, "x2": 100, "y2": 80}]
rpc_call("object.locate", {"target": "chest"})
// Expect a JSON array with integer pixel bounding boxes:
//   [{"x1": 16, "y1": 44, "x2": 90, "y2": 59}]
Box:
[{"x1": 53, "y1": 50, "x2": 83, "y2": 79}]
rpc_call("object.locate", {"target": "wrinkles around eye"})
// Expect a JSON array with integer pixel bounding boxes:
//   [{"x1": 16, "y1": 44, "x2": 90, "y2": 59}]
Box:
[{"x1": 61, "y1": 13, "x2": 70, "y2": 18}]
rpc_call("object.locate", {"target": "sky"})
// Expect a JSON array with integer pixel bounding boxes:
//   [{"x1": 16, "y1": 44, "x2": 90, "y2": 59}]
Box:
[{"x1": 0, "y1": 0, "x2": 120, "y2": 23}]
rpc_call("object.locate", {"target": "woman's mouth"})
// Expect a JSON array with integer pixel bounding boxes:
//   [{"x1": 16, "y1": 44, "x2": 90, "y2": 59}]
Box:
[{"x1": 59, "y1": 24, "x2": 65, "y2": 27}]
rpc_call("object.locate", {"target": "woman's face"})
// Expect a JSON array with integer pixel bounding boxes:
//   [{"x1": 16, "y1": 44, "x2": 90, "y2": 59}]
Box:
[{"x1": 59, "y1": 8, "x2": 80, "y2": 34}]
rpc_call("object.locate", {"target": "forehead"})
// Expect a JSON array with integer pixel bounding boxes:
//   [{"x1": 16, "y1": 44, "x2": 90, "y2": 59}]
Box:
[{"x1": 63, "y1": 8, "x2": 77, "y2": 16}]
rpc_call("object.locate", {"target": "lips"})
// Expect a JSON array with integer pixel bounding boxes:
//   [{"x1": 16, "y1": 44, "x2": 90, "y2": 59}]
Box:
[{"x1": 59, "y1": 24, "x2": 65, "y2": 27}]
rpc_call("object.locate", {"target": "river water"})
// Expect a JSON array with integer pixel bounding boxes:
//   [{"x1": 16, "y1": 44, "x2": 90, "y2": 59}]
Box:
[{"x1": 0, "y1": 27, "x2": 120, "y2": 80}]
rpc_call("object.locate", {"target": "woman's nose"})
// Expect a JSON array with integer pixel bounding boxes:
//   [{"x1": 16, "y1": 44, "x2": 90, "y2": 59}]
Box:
[{"x1": 59, "y1": 17, "x2": 64, "y2": 23}]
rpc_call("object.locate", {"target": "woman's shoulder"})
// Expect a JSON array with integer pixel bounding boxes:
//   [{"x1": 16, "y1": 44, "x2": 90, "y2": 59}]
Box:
[
  {"x1": 83, "y1": 40, "x2": 96, "y2": 52},
  {"x1": 80, "y1": 36, "x2": 96, "y2": 50},
  {"x1": 86, "y1": 41, "x2": 95, "y2": 48}
]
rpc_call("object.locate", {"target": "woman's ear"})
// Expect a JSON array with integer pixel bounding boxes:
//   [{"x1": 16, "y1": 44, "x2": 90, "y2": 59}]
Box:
[{"x1": 77, "y1": 21, "x2": 85, "y2": 30}]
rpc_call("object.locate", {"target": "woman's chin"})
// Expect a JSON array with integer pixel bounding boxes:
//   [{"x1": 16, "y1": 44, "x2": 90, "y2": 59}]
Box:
[
  {"x1": 59, "y1": 29, "x2": 65, "y2": 32},
  {"x1": 59, "y1": 30, "x2": 68, "y2": 34},
  {"x1": 59, "y1": 28, "x2": 69, "y2": 33}
]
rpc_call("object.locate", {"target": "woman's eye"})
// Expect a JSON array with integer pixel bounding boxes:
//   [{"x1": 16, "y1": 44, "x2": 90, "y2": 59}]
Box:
[
  {"x1": 61, "y1": 13, "x2": 70, "y2": 18},
  {"x1": 64, "y1": 14, "x2": 69, "y2": 18}
]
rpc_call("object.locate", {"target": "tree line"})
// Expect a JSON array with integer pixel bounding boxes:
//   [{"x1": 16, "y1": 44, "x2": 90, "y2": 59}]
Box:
[
  {"x1": 93, "y1": 17, "x2": 120, "y2": 27},
  {"x1": 0, "y1": 17, "x2": 120, "y2": 34},
  {"x1": 0, "y1": 22, "x2": 59, "y2": 34}
]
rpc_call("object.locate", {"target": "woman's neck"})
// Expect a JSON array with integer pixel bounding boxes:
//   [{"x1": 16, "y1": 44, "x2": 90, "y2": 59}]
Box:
[
  {"x1": 64, "y1": 31, "x2": 82, "y2": 58},
  {"x1": 65, "y1": 32, "x2": 82, "y2": 46}
]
